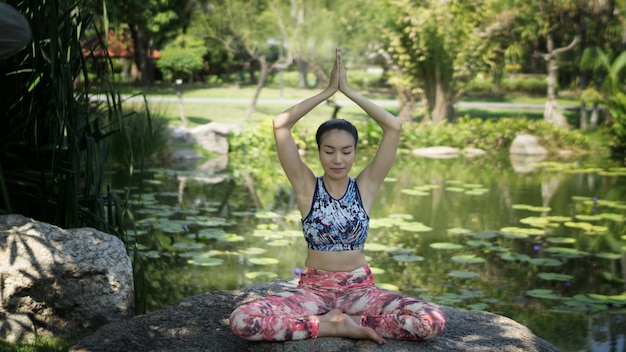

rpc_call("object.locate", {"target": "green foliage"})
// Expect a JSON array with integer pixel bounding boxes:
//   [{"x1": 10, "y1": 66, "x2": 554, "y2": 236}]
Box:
[
  {"x1": 402, "y1": 117, "x2": 590, "y2": 152},
  {"x1": 157, "y1": 48, "x2": 204, "y2": 82},
  {"x1": 228, "y1": 114, "x2": 593, "y2": 167},
  {"x1": 0, "y1": 336, "x2": 70, "y2": 352},
  {"x1": 0, "y1": 0, "x2": 138, "y2": 234},
  {"x1": 107, "y1": 108, "x2": 172, "y2": 167},
  {"x1": 607, "y1": 93, "x2": 626, "y2": 160}
]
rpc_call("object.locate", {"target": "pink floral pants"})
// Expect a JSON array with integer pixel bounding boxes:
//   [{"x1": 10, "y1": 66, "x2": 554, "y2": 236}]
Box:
[{"x1": 229, "y1": 265, "x2": 446, "y2": 341}]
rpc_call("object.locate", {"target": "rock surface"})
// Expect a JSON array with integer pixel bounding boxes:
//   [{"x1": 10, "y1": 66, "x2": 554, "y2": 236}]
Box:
[
  {"x1": 69, "y1": 278, "x2": 560, "y2": 352},
  {"x1": 0, "y1": 214, "x2": 134, "y2": 343},
  {"x1": 169, "y1": 122, "x2": 240, "y2": 156},
  {"x1": 509, "y1": 134, "x2": 548, "y2": 155}
]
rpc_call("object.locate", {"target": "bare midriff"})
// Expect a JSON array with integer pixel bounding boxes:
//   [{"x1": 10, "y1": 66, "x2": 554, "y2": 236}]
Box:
[{"x1": 304, "y1": 249, "x2": 368, "y2": 272}]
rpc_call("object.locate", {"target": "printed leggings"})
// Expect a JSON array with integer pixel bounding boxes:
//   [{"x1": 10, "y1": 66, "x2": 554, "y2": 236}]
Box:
[{"x1": 229, "y1": 265, "x2": 446, "y2": 341}]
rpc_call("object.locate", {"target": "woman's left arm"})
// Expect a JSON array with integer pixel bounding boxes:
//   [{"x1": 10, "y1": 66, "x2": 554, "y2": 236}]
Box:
[{"x1": 337, "y1": 52, "x2": 402, "y2": 207}]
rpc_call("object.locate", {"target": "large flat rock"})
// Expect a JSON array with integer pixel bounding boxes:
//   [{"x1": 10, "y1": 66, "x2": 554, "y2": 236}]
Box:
[{"x1": 69, "y1": 278, "x2": 560, "y2": 352}]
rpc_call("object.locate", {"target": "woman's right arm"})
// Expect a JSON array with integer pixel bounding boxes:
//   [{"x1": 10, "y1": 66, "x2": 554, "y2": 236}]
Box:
[{"x1": 273, "y1": 51, "x2": 340, "y2": 210}]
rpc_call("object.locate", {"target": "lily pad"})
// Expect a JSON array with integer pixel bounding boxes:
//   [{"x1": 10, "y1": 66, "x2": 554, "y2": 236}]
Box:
[
  {"x1": 219, "y1": 233, "x2": 245, "y2": 242},
  {"x1": 527, "y1": 258, "x2": 562, "y2": 267},
  {"x1": 248, "y1": 257, "x2": 280, "y2": 265},
  {"x1": 399, "y1": 222, "x2": 433, "y2": 232},
  {"x1": 447, "y1": 227, "x2": 473, "y2": 235},
  {"x1": 595, "y1": 252, "x2": 622, "y2": 260},
  {"x1": 470, "y1": 231, "x2": 499, "y2": 239},
  {"x1": 266, "y1": 239, "x2": 293, "y2": 247},
  {"x1": 546, "y1": 237, "x2": 576, "y2": 244},
  {"x1": 187, "y1": 257, "x2": 224, "y2": 266},
  {"x1": 392, "y1": 254, "x2": 424, "y2": 262},
  {"x1": 500, "y1": 253, "x2": 531, "y2": 262},
  {"x1": 526, "y1": 289, "x2": 562, "y2": 300},
  {"x1": 466, "y1": 240, "x2": 493, "y2": 248},
  {"x1": 537, "y1": 272, "x2": 573, "y2": 281},
  {"x1": 575, "y1": 214, "x2": 603, "y2": 221},
  {"x1": 451, "y1": 255, "x2": 486, "y2": 264},
  {"x1": 377, "y1": 283, "x2": 400, "y2": 292},
  {"x1": 467, "y1": 303, "x2": 490, "y2": 311},
  {"x1": 245, "y1": 271, "x2": 278, "y2": 280},
  {"x1": 543, "y1": 247, "x2": 586, "y2": 258},
  {"x1": 401, "y1": 189, "x2": 431, "y2": 196},
  {"x1": 430, "y1": 242, "x2": 464, "y2": 250},
  {"x1": 447, "y1": 270, "x2": 480, "y2": 279},
  {"x1": 240, "y1": 247, "x2": 267, "y2": 255}
]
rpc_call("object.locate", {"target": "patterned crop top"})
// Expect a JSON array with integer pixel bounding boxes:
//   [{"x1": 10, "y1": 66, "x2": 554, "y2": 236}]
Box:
[{"x1": 301, "y1": 176, "x2": 369, "y2": 251}]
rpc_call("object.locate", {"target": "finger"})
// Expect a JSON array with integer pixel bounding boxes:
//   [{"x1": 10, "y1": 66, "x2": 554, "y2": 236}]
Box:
[{"x1": 336, "y1": 48, "x2": 342, "y2": 64}]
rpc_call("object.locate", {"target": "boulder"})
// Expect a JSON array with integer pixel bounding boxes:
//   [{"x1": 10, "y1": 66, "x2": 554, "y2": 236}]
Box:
[
  {"x1": 509, "y1": 134, "x2": 548, "y2": 155},
  {"x1": 412, "y1": 146, "x2": 459, "y2": 159},
  {"x1": 0, "y1": 214, "x2": 134, "y2": 343},
  {"x1": 69, "y1": 278, "x2": 560, "y2": 352},
  {"x1": 169, "y1": 122, "x2": 240, "y2": 155}
]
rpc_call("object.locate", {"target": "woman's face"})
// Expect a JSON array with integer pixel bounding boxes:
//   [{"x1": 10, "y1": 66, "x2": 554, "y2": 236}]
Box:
[{"x1": 318, "y1": 129, "x2": 356, "y2": 179}]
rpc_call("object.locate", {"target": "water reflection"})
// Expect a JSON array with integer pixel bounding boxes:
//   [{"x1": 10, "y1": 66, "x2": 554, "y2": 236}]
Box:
[{"x1": 114, "y1": 154, "x2": 626, "y2": 352}]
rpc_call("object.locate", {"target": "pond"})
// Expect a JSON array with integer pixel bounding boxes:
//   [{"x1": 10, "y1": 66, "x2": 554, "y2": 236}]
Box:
[{"x1": 110, "y1": 151, "x2": 626, "y2": 352}]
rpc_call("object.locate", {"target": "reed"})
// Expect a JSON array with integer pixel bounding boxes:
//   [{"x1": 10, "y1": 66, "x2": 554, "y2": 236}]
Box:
[{"x1": 0, "y1": 0, "x2": 137, "y2": 236}]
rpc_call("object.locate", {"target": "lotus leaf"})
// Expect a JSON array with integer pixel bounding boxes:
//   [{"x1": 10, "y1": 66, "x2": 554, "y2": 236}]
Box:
[
  {"x1": 245, "y1": 271, "x2": 278, "y2": 280},
  {"x1": 187, "y1": 257, "x2": 224, "y2": 266},
  {"x1": 527, "y1": 258, "x2": 562, "y2": 266},
  {"x1": 447, "y1": 227, "x2": 473, "y2": 235},
  {"x1": 451, "y1": 255, "x2": 486, "y2": 264},
  {"x1": 399, "y1": 222, "x2": 432, "y2": 232},
  {"x1": 249, "y1": 257, "x2": 280, "y2": 265},
  {"x1": 392, "y1": 254, "x2": 424, "y2": 262},
  {"x1": 546, "y1": 237, "x2": 576, "y2": 244},
  {"x1": 447, "y1": 270, "x2": 480, "y2": 279},
  {"x1": 377, "y1": 283, "x2": 400, "y2": 292},
  {"x1": 595, "y1": 252, "x2": 622, "y2": 260},
  {"x1": 401, "y1": 189, "x2": 430, "y2": 196},
  {"x1": 470, "y1": 231, "x2": 498, "y2": 239},
  {"x1": 500, "y1": 253, "x2": 531, "y2": 262},
  {"x1": 430, "y1": 242, "x2": 464, "y2": 250},
  {"x1": 537, "y1": 272, "x2": 573, "y2": 281},
  {"x1": 526, "y1": 289, "x2": 562, "y2": 300},
  {"x1": 466, "y1": 240, "x2": 492, "y2": 248},
  {"x1": 543, "y1": 247, "x2": 586, "y2": 258},
  {"x1": 467, "y1": 303, "x2": 489, "y2": 311}
]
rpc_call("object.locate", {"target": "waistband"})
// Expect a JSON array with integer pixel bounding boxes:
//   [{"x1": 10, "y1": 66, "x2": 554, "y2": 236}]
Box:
[{"x1": 299, "y1": 265, "x2": 374, "y2": 288}]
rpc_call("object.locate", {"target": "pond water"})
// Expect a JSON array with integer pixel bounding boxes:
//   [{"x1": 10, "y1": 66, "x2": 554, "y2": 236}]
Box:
[{"x1": 110, "y1": 151, "x2": 626, "y2": 352}]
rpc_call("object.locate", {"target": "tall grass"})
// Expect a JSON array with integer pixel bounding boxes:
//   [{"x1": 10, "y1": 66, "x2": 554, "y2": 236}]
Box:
[{"x1": 0, "y1": 0, "x2": 136, "y2": 234}]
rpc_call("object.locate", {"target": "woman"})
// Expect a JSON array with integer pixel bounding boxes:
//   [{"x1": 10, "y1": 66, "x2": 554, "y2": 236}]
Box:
[{"x1": 229, "y1": 49, "x2": 446, "y2": 345}]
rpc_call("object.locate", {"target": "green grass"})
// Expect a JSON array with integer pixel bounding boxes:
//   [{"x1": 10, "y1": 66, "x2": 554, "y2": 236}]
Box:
[
  {"x1": 0, "y1": 337, "x2": 71, "y2": 352},
  {"x1": 102, "y1": 68, "x2": 591, "y2": 131}
]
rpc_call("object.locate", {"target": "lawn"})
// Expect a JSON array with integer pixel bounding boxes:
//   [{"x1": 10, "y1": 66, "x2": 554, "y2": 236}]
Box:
[{"x1": 108, "y1": 70, "x2": 584, "y2": 130}]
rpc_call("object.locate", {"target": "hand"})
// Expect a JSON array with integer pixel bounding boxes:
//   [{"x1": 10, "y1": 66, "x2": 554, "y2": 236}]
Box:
[
  {"x1": 336, "y1": 49, "x2": 351, "y2": 93},
  {"x1": 326, "y1": 48, "x2": 341, "y2": 92}
]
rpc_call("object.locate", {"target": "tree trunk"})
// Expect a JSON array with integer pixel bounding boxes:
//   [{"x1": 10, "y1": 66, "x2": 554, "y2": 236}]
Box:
[
  {"x1": 245, "y1": 56, "x2": 269, "y2": 121},
  {"x1": 431, "y1": 82, "x2": 448, "y2": 124},
  {"x1": 393, "y1": 84, "x2": 418, "y2": 123},
  {"x1": 541, "y1": 34, "x2": 577, "y2": 127},
  {"x1": 580, "y1": 102, "x2": 588, "y2": 131},
  {"x1": 296, "y1": 57, "x2": 308, "y2": 88}
]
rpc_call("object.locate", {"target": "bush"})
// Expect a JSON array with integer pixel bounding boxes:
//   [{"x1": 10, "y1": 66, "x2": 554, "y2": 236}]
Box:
[{"x1": 229, "y1": 115, "x2": 593, "y2": 166}]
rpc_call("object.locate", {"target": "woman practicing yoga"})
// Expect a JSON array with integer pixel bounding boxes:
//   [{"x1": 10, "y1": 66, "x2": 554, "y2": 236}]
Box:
[{"x1": 229, "y1": 48, "x2": 446, "y2": 345}]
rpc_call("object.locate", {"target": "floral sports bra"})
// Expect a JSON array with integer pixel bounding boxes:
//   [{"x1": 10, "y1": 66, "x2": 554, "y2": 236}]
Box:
[{"x1": 301, "y1": 177, "x2": 369, "y2": 251}]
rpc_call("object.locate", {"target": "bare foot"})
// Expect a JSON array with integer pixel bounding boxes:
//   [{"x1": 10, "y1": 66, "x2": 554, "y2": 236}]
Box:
[{"x1": 312, "y1": 309, "x2": 385, "y2": 345}]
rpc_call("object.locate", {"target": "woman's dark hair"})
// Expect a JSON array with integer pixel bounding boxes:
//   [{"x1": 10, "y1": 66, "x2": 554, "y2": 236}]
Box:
[{"x1": 315, "y1": 119, "x2": 358, "y2": 150}]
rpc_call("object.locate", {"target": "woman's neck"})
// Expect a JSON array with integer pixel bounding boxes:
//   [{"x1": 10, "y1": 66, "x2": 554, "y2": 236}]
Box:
[{"x1": 322, "y1": 174, "x2": 349, "y2": 199}]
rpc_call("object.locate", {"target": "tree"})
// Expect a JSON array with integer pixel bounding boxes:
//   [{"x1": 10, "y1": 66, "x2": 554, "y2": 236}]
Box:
[
  {"x1": 385, "y1": 0, "x2": 513, "y2": 123},
  {"x1": 509, "y1": 0, "x2": 583, "y2": 127},
  {"x1": 103, "y1": 0, "x2": 196, "y2": 85}
]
